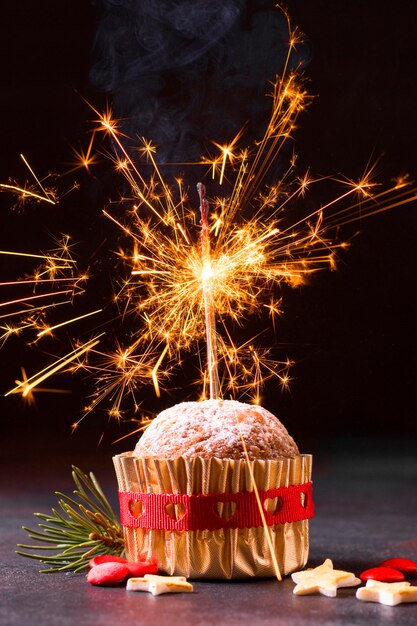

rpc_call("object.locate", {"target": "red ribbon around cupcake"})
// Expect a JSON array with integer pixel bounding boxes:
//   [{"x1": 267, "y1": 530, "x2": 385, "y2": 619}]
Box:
[{"x1": 119, "y1": 481, "x2": 314, "y2": 531}]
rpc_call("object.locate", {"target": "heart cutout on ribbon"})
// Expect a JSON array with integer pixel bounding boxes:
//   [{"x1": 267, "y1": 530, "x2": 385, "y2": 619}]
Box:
[
  {"x1": 165, "y1": 502, "x2": 186, "y2": 521},
  {"x1": 215, "y1": 501, "x2": 237, "y2": 521},
  {"x1": 129, "y1": 499, "x2": 144, "y2": 518},
  {"x1": 263, "y1": 496, "x2": 283, "y2": 515}
]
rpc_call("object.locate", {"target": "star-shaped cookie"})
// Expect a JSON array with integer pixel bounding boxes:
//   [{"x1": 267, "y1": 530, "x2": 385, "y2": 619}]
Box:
[
  {"x1": 126, "y1": 573, "x2": 193, "y2": 596},
  {"x1": 291, "y1": 559, "x2": 361, "y2": 597},
  {"x1": 356, "y1": 579, "x2": 417, "y2": 606}
]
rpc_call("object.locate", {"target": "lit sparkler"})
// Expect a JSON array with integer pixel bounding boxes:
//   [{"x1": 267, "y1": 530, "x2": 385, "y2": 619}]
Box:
[
  {"x1": 2, "y1": 8, "x2": 416, "y2": 426},
  {"x1": 83, "y1": 38, "x2": 415, "y2": 416}
]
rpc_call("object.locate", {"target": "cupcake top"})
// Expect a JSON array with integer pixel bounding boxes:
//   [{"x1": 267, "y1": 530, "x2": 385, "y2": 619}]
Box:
[{"x1": 134, "y1": 399, "x2": 299, "y2": 460}]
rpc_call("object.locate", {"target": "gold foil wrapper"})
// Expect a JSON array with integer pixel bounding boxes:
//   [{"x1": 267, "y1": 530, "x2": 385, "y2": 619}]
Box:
[{"x1": 113, "y1": 452, "x2": 312, "y2": 579}]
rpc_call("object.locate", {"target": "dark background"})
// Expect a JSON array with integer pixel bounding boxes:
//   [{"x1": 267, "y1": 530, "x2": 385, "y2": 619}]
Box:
[{"x1": 0, "y1": 0, "x2": 416, "y2": 465}]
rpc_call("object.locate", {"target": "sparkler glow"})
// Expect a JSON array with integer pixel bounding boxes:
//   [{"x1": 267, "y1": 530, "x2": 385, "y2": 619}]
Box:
[
  {"x1": 2, "y1": 8, "x2": 416, "y2": 432},
  {"x1": 0, "y1": 154, "x2": 58, "y2": 208},
  {"x1": 0, "y1": 229, "x2": 97, "y2": 398}
]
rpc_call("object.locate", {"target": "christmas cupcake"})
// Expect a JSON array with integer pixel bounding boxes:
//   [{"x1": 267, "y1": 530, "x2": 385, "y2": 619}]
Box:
[{"x1": 113, "y1": 399, "x2": 313, "y2": 579}]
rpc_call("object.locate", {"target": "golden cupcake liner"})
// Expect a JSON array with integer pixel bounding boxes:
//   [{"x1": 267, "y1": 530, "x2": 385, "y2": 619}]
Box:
[{"x1": 113, "y1": 452, "x2": 313, "y2": 579}]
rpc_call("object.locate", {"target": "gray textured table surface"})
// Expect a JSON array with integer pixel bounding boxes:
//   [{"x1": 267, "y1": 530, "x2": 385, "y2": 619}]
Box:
[{"x1": 1, "y1": 438, "x2": 417, "y2": 625}]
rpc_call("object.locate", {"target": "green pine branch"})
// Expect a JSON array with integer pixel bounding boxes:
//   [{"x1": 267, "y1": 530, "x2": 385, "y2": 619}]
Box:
[{"x1": 16, "y1": 466, "x2": 125, "y2": 573}]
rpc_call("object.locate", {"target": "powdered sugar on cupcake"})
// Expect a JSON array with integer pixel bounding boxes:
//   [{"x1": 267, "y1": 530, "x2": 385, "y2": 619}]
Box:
[{"x1": 134, "y1": 399, "x2": 299, "y2": 460}]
